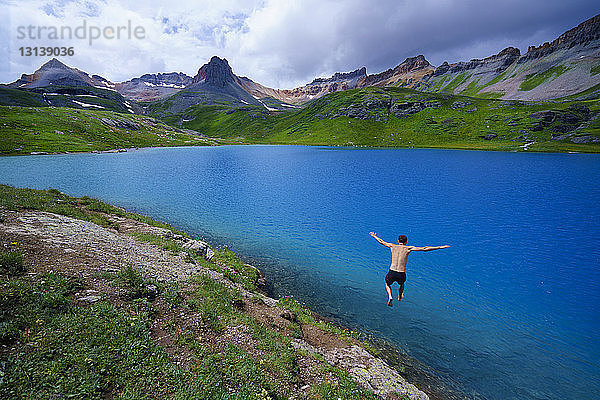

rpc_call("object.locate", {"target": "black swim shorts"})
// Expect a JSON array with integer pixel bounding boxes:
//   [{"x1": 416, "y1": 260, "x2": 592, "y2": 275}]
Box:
[{"x1": 385, "y1": 270, "x2": 406, "y2": 286}]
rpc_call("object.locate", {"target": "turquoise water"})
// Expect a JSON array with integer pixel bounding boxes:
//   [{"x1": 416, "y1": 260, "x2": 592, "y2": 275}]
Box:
[{"x1": 1, "y1": 145, "x2": 598, "y2": 400}]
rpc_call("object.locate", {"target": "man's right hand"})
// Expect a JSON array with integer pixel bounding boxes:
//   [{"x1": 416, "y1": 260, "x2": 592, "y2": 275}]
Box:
[{"x1": 369, "y1": 232, "x2": 377, "y2": 237}]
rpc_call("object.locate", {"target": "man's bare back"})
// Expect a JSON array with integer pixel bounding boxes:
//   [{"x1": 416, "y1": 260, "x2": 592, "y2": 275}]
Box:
[
  {"x1": 389, "y1": 244, "x2": 411, "y2": 272},
  {"x1": 369, "y1": 232, "x2": 449, "y2": 307}
]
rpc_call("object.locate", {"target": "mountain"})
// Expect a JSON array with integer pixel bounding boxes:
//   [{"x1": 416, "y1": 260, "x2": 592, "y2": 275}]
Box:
[
  {"x1": 148, "y1": 56, "x2": 288, "y2": 116},
  {"x1": 114, "y1": 72, "x2": 193, "y2": 102},
  {"x1": 358, "y1": 55, "x2": 434, "y2": 88},
  {"x1": 8, "y1": 58, "x2": 114, "y2": 90},
  {"x1": 4, "y1": 58, "x2": 140, "y2": 113},
  {"x1": 420, "y1": 14, "x2": 600, "y2": 100},
  {"x1": 3, "y1": 13, "x2": 600, "y2": 113},
  {"x1": 237, "y1": 67, "x2": 367, "y2": 104}
]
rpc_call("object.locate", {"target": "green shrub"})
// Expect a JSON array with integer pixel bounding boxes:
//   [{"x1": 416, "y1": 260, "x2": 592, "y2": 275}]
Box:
[
  {"x1": 116, "y1": 265, "x2": 159, "y2": 300},
  {"x1": 0, "y1": 251, "x2": 25, "y2": 275}
]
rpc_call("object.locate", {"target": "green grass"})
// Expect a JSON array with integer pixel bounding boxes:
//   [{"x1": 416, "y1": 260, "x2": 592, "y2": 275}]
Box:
[
  {"x1": 519, "y1": 65, "x2": 568, "y2": 91},
  {"x1": 212, "y1": 247, "x2": 260, "y2": 291},
  {"x1": 160, "y1": 86, "x2": 600, "y2": 153},
  {"x1": 0, "y1": 272, "x2": 284, "y2": 399},
  {"x1": 277, "y1": 296, "x2": 379, "y2": 356},
  {"x1": 129, "y1": 232, "x2": 183, "y2": 254},
  {"x1": 0, "y1": 87, "x2": 46, "y2": 106},
  {"x1": 441, "y1": 72, "x2": 469, "y2": 93},
  {"x1": 0, "y1": 250, "x2": 25, "y2": 276},
  {"x1": 591, "y1": 65, "x2": 600, "y2": 76},
  {"x1": 0, "y1": 105, "x2": 216, "y2": 155},
  {"x1": 309, "y1": 364, "x2": 382, "y2": 400}
]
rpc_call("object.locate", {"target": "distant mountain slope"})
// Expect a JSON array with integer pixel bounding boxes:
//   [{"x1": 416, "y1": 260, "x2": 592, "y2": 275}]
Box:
[
  {"x1": 8, "y1": 58, "x2": 114, "y2": 90},
  {"x1": 147, "y1": 56, "x2": 299, "y2": 115},
  {"x1": 159, "y1": 86, "x2": 600, "y2": 152},
  {"x1": 237, "y1": 67, "x2": 368, "y2": 104},
  {"x1": 0, "y1": 105, "x2": 213, "y2": 155},
  {"x1": 115, "y1": 72, "x2": 193, "y2": 102},
  {"x1": 3, "y1": 13, "x2": 600, "y2": 114},
  {"x1": 420, "y1": 14, "x2": 600, "y2": 100},
  {"x1": 4, "y1": 58, "x2": 141, "y2": 113}
]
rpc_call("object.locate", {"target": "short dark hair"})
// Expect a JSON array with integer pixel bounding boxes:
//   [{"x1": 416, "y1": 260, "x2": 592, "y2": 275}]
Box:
[{"x1": 398, "y1": 235, "x2": 407, "y2": 244}]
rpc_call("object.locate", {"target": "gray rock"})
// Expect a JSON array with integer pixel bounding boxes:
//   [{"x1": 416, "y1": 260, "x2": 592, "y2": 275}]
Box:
[
  {"x1": 182, "y1": 239, "x2": 208, "y2": 254},
  {"x1": 205, "y1": 247, "x2": 215, "y2": 261},
  {"x1": 101, "y1": 117, "x2": 139, "y2": 131},
  {"x1": 292, "y1": 340, "x2": 429, "y2": 400},
  {"x1": 78, "y1": 295, "x2": 101, "y2": 303},
  {"x1": 481, "y1": 134, "x2": 498, "y2": 140},
  {"x1": 450, "y1": 101, "x2": 471, "y2": 109},
  {"x1": 570, "y1": 135, "x2": 600, "y2": 143},
  {"x1": 280, "y1": 310, "x2": 297, "y2": 322},
  {"x1": 145, "y1": 284, "x2": 158, "y2": 297}
]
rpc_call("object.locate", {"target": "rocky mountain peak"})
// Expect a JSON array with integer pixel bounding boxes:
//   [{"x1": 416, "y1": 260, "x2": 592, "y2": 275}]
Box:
[
  {"x1": 523, "y1": 14, "x2": 600, "y2": 60},
  {"x1": 39, "y1": 58, "x2": 70, "y2": 71},
  {"x1": 193, "y1": 56, "x2": 236, "y2": 87},
  {"x1": 309, "y1": 67, "x2": 367, "y2": 85},
  {"x1": 393, "y1": 55, "x2": 431, "y2": 74}
]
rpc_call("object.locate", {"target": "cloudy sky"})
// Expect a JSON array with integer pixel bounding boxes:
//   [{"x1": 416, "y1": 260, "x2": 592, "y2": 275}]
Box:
[{"x1": 1, "y1": 0, "x2": 599, "y2": 88}]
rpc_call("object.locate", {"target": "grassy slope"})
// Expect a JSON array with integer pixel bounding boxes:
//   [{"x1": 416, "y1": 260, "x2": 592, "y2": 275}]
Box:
[
  {"x1": 0, "y1": 105, "x2": 218, "y2": 155},
  {"x1": 0, "y1": 85, "x2": 136, "y2": 113},
  {"x1": 519, "y1": 65, "x2": 569, "y2": 91},
  {"x1": 0, "y1": 185, "x2": 385, "y2": 400},
  {"x1": 161, "y1": 87, "x2": 600, "y2": 153}
]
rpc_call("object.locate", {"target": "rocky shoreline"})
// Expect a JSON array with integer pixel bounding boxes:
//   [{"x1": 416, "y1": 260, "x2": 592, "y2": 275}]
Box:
[{"x1": 0, "y1": 204, "x2": 431, "y2": 399}]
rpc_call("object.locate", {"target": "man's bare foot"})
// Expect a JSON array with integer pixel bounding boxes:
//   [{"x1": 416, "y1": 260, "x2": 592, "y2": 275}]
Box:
[
  {"x1": 387, "y1": 298, "x2": 393, "y2": 307},
  {"x1": 398, "y1": 294, "x2": 404, "y2": 301}
]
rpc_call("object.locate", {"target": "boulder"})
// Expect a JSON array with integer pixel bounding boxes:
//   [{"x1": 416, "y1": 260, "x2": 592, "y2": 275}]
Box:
[
  {"x1": 481, "y1": 134, "x2": 497, "y2": 140},
  {"x1": 205, "y1": 247, "x2": 215, "y2": 261},
  {"x1": 182, "y1": 239, "x2": 209, "y2": 256}
]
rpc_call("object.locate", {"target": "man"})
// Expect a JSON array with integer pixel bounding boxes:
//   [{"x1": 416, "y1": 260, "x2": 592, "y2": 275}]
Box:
[{"x1": 370, "y1": 232, "x2": 449, "y2": 307}]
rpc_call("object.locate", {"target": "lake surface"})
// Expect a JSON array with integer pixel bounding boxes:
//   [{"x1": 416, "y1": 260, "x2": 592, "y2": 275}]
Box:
[{"x1": 1, "y1": 145, "x2": 598, "y2": 400}]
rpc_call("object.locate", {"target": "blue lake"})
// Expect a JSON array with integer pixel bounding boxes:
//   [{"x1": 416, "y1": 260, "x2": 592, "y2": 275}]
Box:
[{"x1": 1, "y1": 145, "x2": 598, "y2": 400}]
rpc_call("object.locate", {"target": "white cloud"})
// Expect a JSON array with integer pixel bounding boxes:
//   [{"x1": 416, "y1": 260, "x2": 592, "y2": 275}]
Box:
[{"x1": 2, "y1": 0, "x2": 598, "y2": 88}]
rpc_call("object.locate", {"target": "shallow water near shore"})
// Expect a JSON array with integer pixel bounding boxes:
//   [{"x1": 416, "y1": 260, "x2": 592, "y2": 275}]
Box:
[{"x1": 1, "y1": 145, "x2": 599, "y2": 400}]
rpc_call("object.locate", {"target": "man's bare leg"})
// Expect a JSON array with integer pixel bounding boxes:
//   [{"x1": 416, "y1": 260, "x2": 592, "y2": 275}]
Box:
[
  {"x1": 398, "y1": 283, "x2": 404, "y2": 301},
  {"x1": 385, "y1": 283, "x2": 393, "y2": 306}
]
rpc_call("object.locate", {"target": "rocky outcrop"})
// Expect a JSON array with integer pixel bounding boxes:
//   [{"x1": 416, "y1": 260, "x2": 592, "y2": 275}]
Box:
[
  {"x1": 101, "y1": 117, "x2": 140, "y2": 130},
  {"x1": 358, "y1": 55, "x2": 434, "y2": 88},
  {"x1": 309, "y1": 67, "x2": 367, "y2": 85},
  {"x1": 292, "y1": 340, "x2": 429, "y2": 400},
  {"x1": 192, "y1": 56, "x2": 236, "y2": 87},
  {"x1": 437, "y1": 47, "x2": 521, "y2": 75},
  {"x1": 181, "y1": 239, "x2": 214, "y2": 260},
  {"x1": 115, "y1": 72, "x2": 193, "y2": 102},
  {"x1": 528, "y1": 105, "x2": 592, "y2": 133},
  {"x1": 521, "y1": 14, "x2": 600, "y2": 61},
  {"x1": 391, "y1": 101, "x2": 441, "y2": 118}
]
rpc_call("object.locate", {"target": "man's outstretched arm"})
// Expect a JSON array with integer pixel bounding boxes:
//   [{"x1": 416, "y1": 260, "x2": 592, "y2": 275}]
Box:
[
  {"x1": 410, "y1": 245, "x2": 450, "y2": 252},
  {"x1": 369, "y1": 232, "x2": 393, "y2": 247}
]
